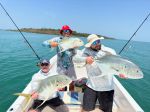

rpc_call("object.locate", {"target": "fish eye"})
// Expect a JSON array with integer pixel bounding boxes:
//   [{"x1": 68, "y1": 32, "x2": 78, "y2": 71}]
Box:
[
  {"x1": 124, "y1": 66, "x2": 127, "y2": 68},
  {"x1": 137, "y1": 70, "x2": 139, "y2": 73}
]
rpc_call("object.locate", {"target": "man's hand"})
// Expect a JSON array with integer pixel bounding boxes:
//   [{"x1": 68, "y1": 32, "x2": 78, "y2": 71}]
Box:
[
  {"x1": 58, "y1": 87, "x2": 66, "y2": 91},
  {"x1": 74, "y1": 78, "x2": 87, "y2": 87},
  {"x1": 119, "y1": 74, "x2": 127, "y2": 79},
  {"x1": 50, "y1": 41, "x2": 58, "y2": 47},
  {"x1": 86, "y1": 56, "x2": 94, "y2": 64},
  {"x1": 28, "y1": 109, "x2": 38, "y2": 112},
  {"x1": 31, "y1": 92, "x2": 39, "y2": 99}
]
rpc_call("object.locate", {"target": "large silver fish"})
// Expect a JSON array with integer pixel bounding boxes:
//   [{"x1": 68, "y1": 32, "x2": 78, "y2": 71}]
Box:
[
  {"x1": 14, "y1": 74, "x2": 72, "y2": 112},
  {"x1": 58, "y1": 37, "x2": 84, "y2": 52},
  {"x1": 92, "y1": 55, "x2": 144, "y2": 79}
]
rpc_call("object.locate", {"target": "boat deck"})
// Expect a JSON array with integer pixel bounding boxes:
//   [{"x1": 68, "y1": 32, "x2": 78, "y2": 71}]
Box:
[
  {"x1": 7, "y1": 55, "x2": 144, "y2": 112},
  {"x1": 42, "y1": 106, "x2": 103, "y2": 112},
  {"x1": 40, "y1": 89, "x2": 118, "y2": 112},
  {"x1": 42, "y1": 105, "x2": 117, "y2": 112}
]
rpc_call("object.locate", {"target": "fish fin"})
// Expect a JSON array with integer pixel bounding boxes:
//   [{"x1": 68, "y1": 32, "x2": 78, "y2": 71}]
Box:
[
  {"x1": 58, "y1": 43, "x2": 68, "y2": 53},
  {"x1": 14, "y1": 93, "x2": 32, "y2": 112},
  {"x1": 111, "y1": 66, "x2": 117, "y2": 71},
  {"x1": 35, "y1": 85, "x2": 56, "y2": 110},
  {"x1": 58, "y1": 46, "x2": 65, "y2": 53},
  {"x1": 14, "y1": 93, "x2": 31, "y2": 97},
  {"x1": 35, "y1": 99, "x2": 46, "y2": 110},
  {"x1": 94, "y1": 63, "x2": 117, "y2": 77},
  {"x1": 110, "y1": 66, "x2": 120, "y2": 75}
]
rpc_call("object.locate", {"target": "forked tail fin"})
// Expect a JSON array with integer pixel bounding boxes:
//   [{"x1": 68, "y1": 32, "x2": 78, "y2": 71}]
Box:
[
  {"x1": 14, "y1": 93, "x2": 32, "y2": 112},
  {"x1": 14, "y1": 93, "x2": 31, "y2": 98}
]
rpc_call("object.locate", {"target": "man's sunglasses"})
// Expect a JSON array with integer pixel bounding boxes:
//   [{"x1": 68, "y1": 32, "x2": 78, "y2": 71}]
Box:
[
  {"x1": 63, "y1": 30, "x2": 70, "y2": 33},
  {"x1": 40, "y1": 63, "x2": 49, "y2": 66},
  {"x1": 92, "y1": 40, "x2": 101, "y2": 46}
]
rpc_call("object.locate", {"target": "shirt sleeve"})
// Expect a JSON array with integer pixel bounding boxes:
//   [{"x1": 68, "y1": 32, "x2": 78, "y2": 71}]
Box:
[
  {"x1": 30, "y1": 73, "x2": 41, "y2": 92},
  {"x1": 82, "y1": 48, "x2": 91, "y2": 56},
  {"x1": 101, "y1": 45, "x2": 117, "y2": 55},
  {"x1": 42, "y1": 37, "x2": 61, "y2": 48},
  {"x1": 72, "y1": 49, "x2": 87, "y2": 64}
]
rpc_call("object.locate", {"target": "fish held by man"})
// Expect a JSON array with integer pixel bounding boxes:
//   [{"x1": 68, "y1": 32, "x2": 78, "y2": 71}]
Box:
[
  {"x1": 14, "y1": 74, "x2": 72, "y2": 112},
  {"x1": 74, "y1": 54, "x2": 143, "y2": 79},
  {"x1": 94, "y1": 55, "x2": 144, "y2": 79},
  {"x1": 58, "y1": 37, "x2": 84, "y2": 52}
]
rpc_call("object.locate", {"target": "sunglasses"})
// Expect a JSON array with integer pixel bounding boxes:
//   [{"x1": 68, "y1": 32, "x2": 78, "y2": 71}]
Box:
[
  {"x1": 92, "y1": 40, "x2": 101, "y2": 46},
  {"x1": 63, "y1": 30, "x2": 70, "y2": 33},
  {"x1": 40, "y1": 63, "x2": 49, "y2": 66}
]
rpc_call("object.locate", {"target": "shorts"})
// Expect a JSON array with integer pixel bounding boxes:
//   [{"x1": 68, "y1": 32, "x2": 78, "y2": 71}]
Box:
[
  {"x1": 30, "y1": 96, "x2": 64, "y2": 111},
  {"x1": 82, "y1": 86, "x2": 114, "y2": 112}
]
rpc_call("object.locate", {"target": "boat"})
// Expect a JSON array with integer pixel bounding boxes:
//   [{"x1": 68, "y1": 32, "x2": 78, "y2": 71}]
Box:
[{"x1": 7, "y1": 55, "x2": 144, "y2": 112}]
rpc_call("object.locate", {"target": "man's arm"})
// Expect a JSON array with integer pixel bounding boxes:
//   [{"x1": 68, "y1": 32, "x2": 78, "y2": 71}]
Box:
[
  {"x1": 73, "y1": 49, "x2": 94, "y2": 65},
  {"x1": 30, "y1": 74, "x2": 41, "y2": 99},
  {"x1": 42, "y1": 37, "x2": 61, "y2": 48}
]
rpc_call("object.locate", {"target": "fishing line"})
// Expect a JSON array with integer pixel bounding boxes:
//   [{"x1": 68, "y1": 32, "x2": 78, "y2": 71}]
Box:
[
  {"x1": 119, "y1": 12, "x2": 150, "y2": 55},
  {"x1": 0, "y1": 2, "x2": 41, "y2": 60}
]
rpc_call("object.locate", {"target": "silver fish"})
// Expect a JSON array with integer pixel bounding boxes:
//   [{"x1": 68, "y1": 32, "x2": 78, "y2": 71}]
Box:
[
  {"x1": 58, "y1": 37, "x2": 84, "y2": 52},
  {"x1": 94, "y1": 55, "x2": 144, "y2": 79},
  {"x1": 38, "y1": 74, "x2": 71, "y2": 99},
  {"x1": 14, "y1": 74, "x2": 72, "y2": 112}
]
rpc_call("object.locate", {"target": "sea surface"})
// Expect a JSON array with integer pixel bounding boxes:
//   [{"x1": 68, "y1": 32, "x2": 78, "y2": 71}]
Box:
[{"x1": 0, "y1": 30, "x2": 150, "y2": 112}]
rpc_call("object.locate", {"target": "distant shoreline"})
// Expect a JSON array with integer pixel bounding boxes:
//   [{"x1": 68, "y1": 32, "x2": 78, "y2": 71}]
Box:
[{"x1": 8, "y1": 28, "x2": 114, "y2": 39}]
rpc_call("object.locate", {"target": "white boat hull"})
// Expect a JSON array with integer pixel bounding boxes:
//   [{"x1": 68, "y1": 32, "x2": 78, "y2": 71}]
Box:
[{"x1": 7, "y1": 55, "x2": 144, "y2": 112}]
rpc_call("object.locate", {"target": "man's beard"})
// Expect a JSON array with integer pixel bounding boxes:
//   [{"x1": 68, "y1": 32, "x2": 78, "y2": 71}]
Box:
[
  {"x1": 92, "y1": 47, "x2": 101, "y2": 51},
  {"x1": 93, "y1": 46, "x2": 101, "y2": 51}
]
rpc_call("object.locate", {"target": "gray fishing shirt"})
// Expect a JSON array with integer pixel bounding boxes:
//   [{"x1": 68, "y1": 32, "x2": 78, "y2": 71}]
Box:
[
  {"x1": 43, "y1": 37, "x2": 77, "y2": 80},
  {"x1": 82, "y1": 45, "x2": 117, "y2": 91}
]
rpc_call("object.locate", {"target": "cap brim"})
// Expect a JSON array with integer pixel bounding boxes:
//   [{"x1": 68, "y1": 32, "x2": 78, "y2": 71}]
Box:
[
  {"x1": 60, "y1": 29, "x2": 72, "y2": 34},
  {"x1": 85, "y1": 38, "x2": 103, "y2": 47}
]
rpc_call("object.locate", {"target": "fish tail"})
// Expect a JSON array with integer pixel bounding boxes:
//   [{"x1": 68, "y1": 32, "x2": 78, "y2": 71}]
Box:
[
  {"x1": 35, "y1": 100, "x2": 46, "y2": 110},
  {"x1": 14, "y1": 93, "x2": 32, "y2": 112},
  {"x1": 14, "y1": 93, "x2": 31, "y2": 98}
]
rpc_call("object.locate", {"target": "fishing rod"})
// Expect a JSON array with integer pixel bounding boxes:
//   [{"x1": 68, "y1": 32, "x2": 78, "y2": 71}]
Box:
[
  {"x1": 119, "y1": 12, "x2": 150, "y2": 54},
  {"x1": 0, "y1": 2, "x2": 41, "y2": 60}
]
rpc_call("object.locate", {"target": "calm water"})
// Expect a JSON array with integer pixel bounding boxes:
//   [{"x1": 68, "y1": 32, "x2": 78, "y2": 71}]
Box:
[{"x1": 0, "y1": 30, "x2": 150, "y2": 112}]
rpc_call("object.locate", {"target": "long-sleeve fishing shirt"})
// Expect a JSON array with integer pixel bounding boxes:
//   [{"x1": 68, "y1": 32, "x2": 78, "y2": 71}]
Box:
[
  {"x1": 79, "y1": 45, "x2": 117, "y2": 91},
  {"x1": 31, "y1": 70, "x2": 58, "y2": 100},
  {"x1": 43, "y1": 37, "x2": 78, "y2": 80}
]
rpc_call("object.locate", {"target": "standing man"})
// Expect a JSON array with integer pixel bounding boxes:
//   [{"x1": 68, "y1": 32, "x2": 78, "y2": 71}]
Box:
[
  {"x1": 43, "y1": 25, "x2": 76, "y2": 80},
  {"x1": 29, "y1": 59, "x2": 68, "y2": 112},
  {"x1": 81, "y1": 34, "x2": 126, "y2": 112}
]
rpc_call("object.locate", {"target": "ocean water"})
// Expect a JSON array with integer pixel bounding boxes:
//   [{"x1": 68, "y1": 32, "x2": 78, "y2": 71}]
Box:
[{"x1": 0, "y1": 30, "x2": 150, "y2": 112}]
